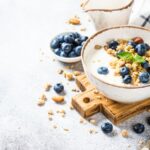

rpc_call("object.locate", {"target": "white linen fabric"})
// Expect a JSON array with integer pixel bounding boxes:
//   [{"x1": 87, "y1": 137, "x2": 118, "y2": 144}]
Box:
[{"x1": 129, "y1": 0, "x2": 150, "y2": 29}]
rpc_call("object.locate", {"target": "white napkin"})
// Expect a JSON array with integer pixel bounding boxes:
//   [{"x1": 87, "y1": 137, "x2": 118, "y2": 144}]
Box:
[{"x1": 129, "y1": 0, "x2": 150, "y2": 29}]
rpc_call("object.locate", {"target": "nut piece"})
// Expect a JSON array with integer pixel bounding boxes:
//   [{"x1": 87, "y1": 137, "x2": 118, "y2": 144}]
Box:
[
  {"x1": 94, "y1": 45, "x2": 101, "y2": 50},
  {"x1": 39, "y1": 94, "x2": 47, "y2": 101},
  {"x1": 65, "y1": 73, "x2": 74, "y2": 81},
  {"x1": 121, "y1": 129, "x2": 128, "y2": 138},
  {"x1": 73, "y1": 71, "x2": 81, "y2": 76},
  {"x1": 63, "y1": 128, "x2": 69, "y2": 131},
  {"x1": 133, "y1": 37, "x2": 144, "y2": 44},
  {"x1": 69, "y1": 17, "x2": 80, "y2": 25},
  {"x1": 37, "y1": 99, "x2": 45, "y2": 106},
  {"x1": 52, "y1": 96, "x2": 64, "y2": 103},
  {"x1": 48, "y1": 110, "x2": 54, "y2": 115},
  {"x1": 89, "y1": 119, "x2": 96, "y2": 125},
  {"x1": 44, "y1": 83, "x2": 51, "y2": 91}
]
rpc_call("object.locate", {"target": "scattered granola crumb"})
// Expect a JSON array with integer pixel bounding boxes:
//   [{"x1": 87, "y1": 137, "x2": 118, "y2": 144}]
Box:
[
  {"x1": 52, "y1": 96, "x2": 64, "y2": 103},
  {"x1": 80, "y1": 117, "x2": 84, "y2": 123},
  {"x1": 44, "y1": 83, "x2": 52, "y2": 91},
  {"x1": 60, "y1": 109, "x2": 66, "y2": 114},
  {"x1": 37, "y1": 99, "x2": 45, "y2": 106},
  {"x1": 73, "y1": 71, "x2": 81, "y2": 76},
  {"x1": 64, "y1": 72, "x2": 74, "y2": 81},
  {"x1": 48, "y1": 110, "x2": 54, "y2": 115},
  {"x1": 39, "y1": 94, "x2": 47, "y2": 101},
  {"x1": 94, "y1": 45, "x2": 102, "y2": 50},
  {"x1": 48, "y1": 115, "x2": 53, "y2": 121},
  {"x1": 68, "y1": 16, "x2": 80, "y2": 25},
  {"x1": 63, "y1": 128, "x2": 69, "y2": 131},
  {"x1": 121, "y1": 129, "x2": 129, "y2": 138},
  {"x1": 53, "y1": 125, "x2": 57, "y2": 129},
  {"x1": 80, "y1": 27, "x2": 86, "y2": 32},
  {"x1": 89, "y1": 129, "x2": 97, "y2": 134},
  {"x1": 58, "y1": 69, "x2": 64, "y2": 74},
  {"x1": 72, "y1": 88, "x2": 80, "y2": 92},
  {"x1": 89, "y1": 119, "x2": 96, "y2": 125}
]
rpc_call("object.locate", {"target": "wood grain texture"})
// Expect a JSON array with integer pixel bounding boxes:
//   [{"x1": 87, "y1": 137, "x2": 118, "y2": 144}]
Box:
[{"x1": 72, "y1": 74, "x2": 150, "y2": 124}]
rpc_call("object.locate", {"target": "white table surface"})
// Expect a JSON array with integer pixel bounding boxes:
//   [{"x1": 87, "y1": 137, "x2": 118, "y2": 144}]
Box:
[{"x1": 0, "y1": 0, "x2": 150, "y2": 150}]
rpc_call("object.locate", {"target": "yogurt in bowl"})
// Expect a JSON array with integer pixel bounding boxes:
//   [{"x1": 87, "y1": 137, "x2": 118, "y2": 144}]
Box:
[{"x1": 82, "y1": 26, "x2": 150, "y2": 103}]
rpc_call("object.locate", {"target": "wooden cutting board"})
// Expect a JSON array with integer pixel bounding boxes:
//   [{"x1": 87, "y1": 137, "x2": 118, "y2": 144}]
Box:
[{"x1": 72, "y1": 74, "x2": 150, "y2": 124}]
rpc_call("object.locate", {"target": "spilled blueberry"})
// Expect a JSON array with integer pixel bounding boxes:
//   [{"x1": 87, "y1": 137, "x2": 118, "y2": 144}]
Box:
[
  {"x1": 132, "y1": 123, "x2": 145, "y2": 134},
  {"x1": 101, "y1": 122, "x2": 113, "y2": 134},
  {"x1": 120, "y1": 67, "x2": 130, "y2": 77},
  {"x1": 54, "y1": 83, "x2": 64, "y2": 93},
  {"x1": 139, "y1": 72, "x2": 150, "y2": 83},
  {"x1": 97, "y1": 67, "x2": 109, "y2": 75},
  {"x1": 123, "y1": 75, "x2": 132, "y2": 84}
]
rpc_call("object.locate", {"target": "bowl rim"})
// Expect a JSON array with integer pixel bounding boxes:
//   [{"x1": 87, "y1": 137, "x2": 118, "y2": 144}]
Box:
[
  {"x1": 82, "y1": 0, "x2": 134, "y2": 12},
  {"x1": 81, "y1": 25, "x2": 150, "y2": 89}
]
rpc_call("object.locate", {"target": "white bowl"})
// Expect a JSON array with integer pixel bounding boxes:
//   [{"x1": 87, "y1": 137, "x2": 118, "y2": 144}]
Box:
[
  {"x1": 81, "y1": 26, "x2": 150, "y2": 103},
  {"x1": 50, "y1": 32, "x2": 81, "y2": 63},
  {"x1": 82, "y1": 0, "x2": 134, "y2": 31}
]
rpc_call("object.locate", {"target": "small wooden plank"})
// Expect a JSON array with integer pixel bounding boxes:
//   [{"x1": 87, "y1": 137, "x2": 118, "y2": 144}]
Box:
[{"x1": 72, "y1": 74, "x2": 150, "y2": 124}]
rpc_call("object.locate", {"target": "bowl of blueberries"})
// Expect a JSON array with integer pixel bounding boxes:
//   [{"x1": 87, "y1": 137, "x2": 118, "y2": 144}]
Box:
[{"x1": 50, "y1": 32, "x2": 88, "y2": 63}]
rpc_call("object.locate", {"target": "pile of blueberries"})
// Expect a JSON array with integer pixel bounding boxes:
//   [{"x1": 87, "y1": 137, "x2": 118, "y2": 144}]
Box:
[
  {"x1": 101, "y1": 117, "x2": 150, "y2": 134},
  {"x1": 97, "y1": 39, "x2": 150, "y2": 84},
  {"x1": 50, "y1": 32, "x2": 88, "y2": 58}
]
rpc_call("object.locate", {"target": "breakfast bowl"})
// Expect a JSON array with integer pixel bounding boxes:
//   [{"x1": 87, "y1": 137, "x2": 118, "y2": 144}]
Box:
[
  {"x1": 50, "y1": 32, "x2": 88, "y2": 63},
  {"x1": 81, "y1": 26, "x2": 150, "y2": 103},
  {"x1": 81, "y1": 0, "x2": 134, "y2": 31}
]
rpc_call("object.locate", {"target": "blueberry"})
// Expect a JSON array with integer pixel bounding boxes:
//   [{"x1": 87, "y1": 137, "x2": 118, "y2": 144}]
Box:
[
  {"x1": 56, "y1": 35, "x2": 64, "y2": 43},
  {"x1": 128, "y1": 41, "x2": 136, "y2": 48},
  {"x1": 54, "y1": 83, "x2": 64, "y2": 93},
  {"x1": 74, "y1": 38, "x2": 82, "y2": 45},
  {"x1": 97, "y1": 67, "x2": 109, "y2": 75},
  {"x1": 139, "y1": 72, "x2": 150, "y2": 83},
  {"x1": 101, "y1": 122, "x2": 113, "y2": 134},
  {"x1": 108, "y1": 40, "x2": 119, "y2": 50},
  {"x1": 145, "y1": 43, "x2": 150, "y2": 50},
  {"x1": 141, "y1": 61, "x2": 150, "y2": 69},
  {"x1": 64, "y1": 35, "x2": 74, "y2": 43},
  {"x1": 68, "y1": 51, "x2": 77, "y2": 58},
  {"x1": 74, "y1": 46, "x2": 82, "y2": 56},
  {"x1": 73, "y1": 32, "x2": 80, "y2": 38},
  {"x1": 133, "y1": 123, "x2": 145, "y2": 134},
  {"x1": 61, "y1": 43, "x2": 72, "y2": 53},
  {"x1": 50, "y1": 39, "x2": 60, "y2": 49},
  {"x1": 120, "y1": 67, "x2": 130, "y2": 77},
  {"x1": 80, "y1": 36, "x2": 88, "y2": 42},
  {"x1": 60, "y1": 51, "x2": 68, "y2": 57},
  {"x1": 146, "y1": 117, "x2": 150, "y2": 125},
  {"x1": 54, "y1": 48, "x2": 61, "y2": 56},
  {"x1": 135, "y1": 44, "x2": 147, "y2": 56},
  {"x1": 123, "y1": 75, "x2": 132, "y2": 84}
]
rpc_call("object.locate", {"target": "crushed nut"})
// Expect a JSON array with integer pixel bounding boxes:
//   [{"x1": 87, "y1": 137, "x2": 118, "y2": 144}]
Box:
[
  {"x1": 52, "y1": 96, "x2": 64, "y2": 103},
  {"x1": 37, "y1": 99, "x2": 45, "y2": 106},
  {"x1": 73, "y1": 71, "x2": 81, "y2": 76},
  {"x1": 68, "y1": 17, "x2": 80, "y2": 25},
  {"x1": 89, "y1": 119, "x2": 96, "y2": 125},
  {"x1": 48, "y1": 110, "x2": 54, "y2": 115},
  {"x1": 58, "y1": 69, "x2": 64, "y2": 74},
  {"x1": 44, "y1": 83, "x2": 51, "y2": 91},
  {"x1": 39, "y1": 94, "x2": 47, "y2": 101},
  {"x1": 63, "y1": 128, "x2": 69, "y2": 131},
  {"x1": 65, "y1": 72, "x2": 74, "y2": 81},
  {"x1": 121, "y1": 129, "x2": 129, "y2": 138}
]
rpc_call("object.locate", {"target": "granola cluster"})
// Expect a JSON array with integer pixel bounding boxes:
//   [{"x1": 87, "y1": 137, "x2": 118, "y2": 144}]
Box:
[{"x1": 104, "y1": 37, "x2": 150, "y2": 85}]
